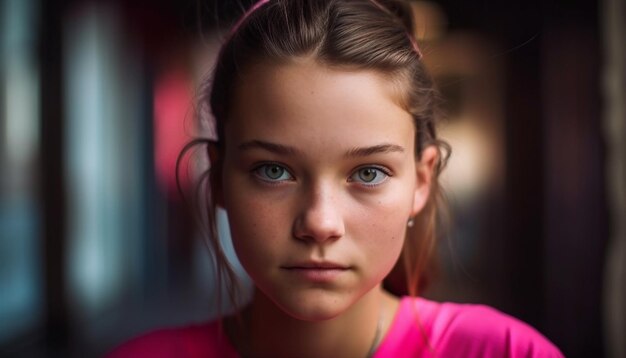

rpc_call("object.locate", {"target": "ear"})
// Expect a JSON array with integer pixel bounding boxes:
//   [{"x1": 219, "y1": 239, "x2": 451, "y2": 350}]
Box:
[
  {"x1": 411, "y1": 145, "x2": 439, "y2": 216},
  {"x1": 207, "y1": 141, "x2": 226, "y2": 209}
]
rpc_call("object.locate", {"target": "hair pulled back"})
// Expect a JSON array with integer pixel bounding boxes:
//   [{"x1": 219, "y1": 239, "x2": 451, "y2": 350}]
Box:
[{"x1": 187, "y1": 0, "x2": 449, "y2": 311}]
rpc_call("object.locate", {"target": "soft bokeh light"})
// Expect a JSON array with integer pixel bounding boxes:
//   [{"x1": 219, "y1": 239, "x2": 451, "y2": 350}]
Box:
[
  {"x1": 0, "y1": 0, "x2": 42, "y2": 344},
  {"x1": 0, "y1": 0, "x2": 620, "y2": 357}
]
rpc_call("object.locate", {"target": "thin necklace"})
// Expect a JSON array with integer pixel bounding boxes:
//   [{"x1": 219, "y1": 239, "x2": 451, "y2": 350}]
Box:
[
  {"x1": 365, "y1": 302, "x2": 385, "y2": 358},
  {"x1": 230, "y1": 303, "x2": 385, "y2": 358}
]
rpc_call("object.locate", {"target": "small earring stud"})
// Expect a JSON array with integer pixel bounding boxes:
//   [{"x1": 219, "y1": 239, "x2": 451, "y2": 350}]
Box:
[{"x1": 407, "y1": 218, "x2": 415, "y2": 228}]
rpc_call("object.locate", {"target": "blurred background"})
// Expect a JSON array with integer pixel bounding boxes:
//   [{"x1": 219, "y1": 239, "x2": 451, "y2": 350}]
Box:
[{"x1": 0, "y1": 0, "x2": 624, "y2": 356}]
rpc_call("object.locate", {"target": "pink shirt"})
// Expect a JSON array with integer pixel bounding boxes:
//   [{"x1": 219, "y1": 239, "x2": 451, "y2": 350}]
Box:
[{"x1": 108, "y1": 297, "x2": 564, "y2": 357}]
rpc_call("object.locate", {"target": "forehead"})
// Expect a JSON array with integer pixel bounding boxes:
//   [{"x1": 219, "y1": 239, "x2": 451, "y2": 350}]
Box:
[{"x1": 226, "y1": 58, "x2": 415, "y2": 153}]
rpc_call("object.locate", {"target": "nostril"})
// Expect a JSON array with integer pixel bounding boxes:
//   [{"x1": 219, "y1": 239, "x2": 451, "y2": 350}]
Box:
[{"x1": 292, "y1": 197, "x2": 345, "y2": 243}]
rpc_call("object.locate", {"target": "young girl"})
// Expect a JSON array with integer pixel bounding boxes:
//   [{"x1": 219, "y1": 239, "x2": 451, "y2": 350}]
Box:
[{"x1": 110, "y1": 0, "x2": 564, "y2": 356}]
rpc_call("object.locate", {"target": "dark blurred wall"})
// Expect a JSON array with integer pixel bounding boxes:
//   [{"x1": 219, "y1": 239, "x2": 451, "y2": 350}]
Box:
[
  {"x1": 601, "y1": 0, "x2": 626, "y2": 357},
  {"x1": 434, "y1": 0, "x2": 607, "y2": 356}
]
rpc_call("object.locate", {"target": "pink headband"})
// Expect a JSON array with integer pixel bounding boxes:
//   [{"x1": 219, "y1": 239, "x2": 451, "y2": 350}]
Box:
[
  {"x1": 230, "y1": 0, "x2": 270, "y2": 36},
  {"x1": 229, "y1": 0, "x2": 421, "y2": 58},
  {"x1": 406, "y1": 32, "x2": 423, "y2": 58}
]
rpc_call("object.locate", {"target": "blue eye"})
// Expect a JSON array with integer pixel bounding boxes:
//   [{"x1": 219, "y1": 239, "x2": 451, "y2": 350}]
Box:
[
  {"x1": 350, "y1": 167, "x2": 389, "y2": 186},
  {"x1": 254, "y1": 164, "x2": 293, "y2": 182}
]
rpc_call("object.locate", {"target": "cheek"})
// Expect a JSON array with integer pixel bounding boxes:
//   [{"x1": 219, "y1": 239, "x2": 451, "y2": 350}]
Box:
[
  {"x1": 358, "y1": 212, "x2": 407, "y2": 259},
  {"x1": 354, "y1": 180, "x2": 415, "y2": 233},
  {"x1": 348, "y1": 186, "x2": 414, "y2": 269},
  {"x1": 222, "y1": 179, "x2": 289, "y2": 267}
]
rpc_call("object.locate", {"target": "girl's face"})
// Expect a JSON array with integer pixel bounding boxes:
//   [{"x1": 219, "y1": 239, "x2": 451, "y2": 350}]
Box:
[{"x1": 219, "y1": 58, "x2": 435, "y2": 321}]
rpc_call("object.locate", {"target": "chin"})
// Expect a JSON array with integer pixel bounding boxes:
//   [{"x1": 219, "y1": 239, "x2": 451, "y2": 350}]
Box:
[
  {"x1": 269, "y1": 289, "x2": 357, "y2": 322},
  {"x1": 278, "y1": 302, "x2": 347, "y2": 322}
]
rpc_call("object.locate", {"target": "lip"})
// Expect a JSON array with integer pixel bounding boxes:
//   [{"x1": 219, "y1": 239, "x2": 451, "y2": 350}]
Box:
[
  {"x1": 281, "y1": 262, "x2": 350, "y2": 282},
  {"x1": 282, "y1": 261, "x2": 350, "y2": 270}
]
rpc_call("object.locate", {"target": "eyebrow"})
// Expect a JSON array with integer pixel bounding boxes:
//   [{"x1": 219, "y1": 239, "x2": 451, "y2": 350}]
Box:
[
  {"x1": 237, "y1": 140, "x2": 404, "y2": 157},
  {"x1": 238, "y1": 140, "x2": 302, "y2": 156},
  {"x1": 345, "y1": 144, "x2": 405, "y2": 157}
]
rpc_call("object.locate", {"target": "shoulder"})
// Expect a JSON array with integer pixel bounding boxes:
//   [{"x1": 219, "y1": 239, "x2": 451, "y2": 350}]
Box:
[
  {"x1": 379, "y1": 297, "x2": 564, "y2": 358},
  {"x1": 428, "y1": 299, "x2": 563, "y2": 357},
  {"x1": 105, "y1": 321, "x2": 239, "y2": 358}
]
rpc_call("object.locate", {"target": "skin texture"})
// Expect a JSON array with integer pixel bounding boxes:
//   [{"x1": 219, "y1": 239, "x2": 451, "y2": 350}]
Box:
[{"x1": 216, "y1": 58, "x2": 438, "y2": 357}]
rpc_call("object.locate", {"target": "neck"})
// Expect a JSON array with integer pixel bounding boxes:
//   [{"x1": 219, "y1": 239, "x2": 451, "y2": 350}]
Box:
[{"x1": 229, "y1": 286, "x2": 397, "y2": 358}]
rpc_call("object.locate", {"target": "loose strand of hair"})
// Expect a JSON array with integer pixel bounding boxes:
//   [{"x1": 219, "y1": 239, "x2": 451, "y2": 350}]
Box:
[{"x1": 176, "y1": 138, "x2": 244, "y2": 325}]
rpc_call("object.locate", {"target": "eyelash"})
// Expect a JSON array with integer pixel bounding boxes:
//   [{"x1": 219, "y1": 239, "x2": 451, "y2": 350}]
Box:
[
  {"x1": 251, "y1": 163, "x2": 392, "y2": 187},
  {"x1": 252, "y1": 162, "x2": 295, "y2": 184},
  {"x1": 348, "y1": 166, "x2": 391, "y2": 187}
]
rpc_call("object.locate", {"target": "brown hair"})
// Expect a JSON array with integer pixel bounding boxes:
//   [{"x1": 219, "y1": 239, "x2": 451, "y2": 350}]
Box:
[{"x1": 181, "y1": 0, "x2": 449, "y2": 312}]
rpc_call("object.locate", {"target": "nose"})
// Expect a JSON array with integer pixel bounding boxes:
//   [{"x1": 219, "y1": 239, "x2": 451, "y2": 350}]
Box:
[{"x1": 292, "y1": 184, "x2": 345, "y2": 243}]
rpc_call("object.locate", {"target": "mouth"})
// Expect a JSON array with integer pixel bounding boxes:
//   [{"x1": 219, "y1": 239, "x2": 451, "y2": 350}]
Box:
[
  {"x1": 282, "y1": 261, "x2": 350, "y2": 270},
  {"x1": 281, "y1": 262, "x2": 350, "y2": 282}
]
